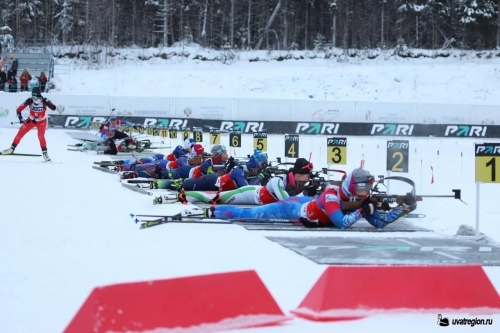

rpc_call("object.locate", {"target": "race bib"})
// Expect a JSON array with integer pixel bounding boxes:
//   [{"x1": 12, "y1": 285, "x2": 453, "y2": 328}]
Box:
[{"x1": 215, "y1": 176, "x2": 221, "y2": 188}]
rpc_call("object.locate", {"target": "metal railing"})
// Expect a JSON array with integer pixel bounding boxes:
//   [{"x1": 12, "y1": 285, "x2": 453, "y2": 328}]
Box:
[{"x1": 52, "y1": 63, "x2": 70, "y2": 78}]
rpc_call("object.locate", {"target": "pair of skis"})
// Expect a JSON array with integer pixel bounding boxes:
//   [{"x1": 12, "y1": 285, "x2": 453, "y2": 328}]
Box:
[
  {"x1": 131, "y1": 212, "x2": 306, "y2": 229},
  {"x1": 132, "y1": 209, "x2": 426, "y2": 230},
  {"x1": 0, "y1": 152, "x2": 41, "y2": 157},
  {"x1": 0, "y1": 152, "x2": 60, "y2": 163}
]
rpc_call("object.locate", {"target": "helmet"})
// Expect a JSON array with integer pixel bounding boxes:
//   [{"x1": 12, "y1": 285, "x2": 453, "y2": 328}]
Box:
[
  {"x1": 192, "y1": 144, "x2": 204, "y2": 156},
  {"x1": 183, "y1": 138, "x2": 196, "y2": 149},
  {"x1": 293, "y1": 158, "x2": 313, "y2": 175},
  {"x1": 32, "y1": 86, "x2": 41, "y2": 98},
  {"x1": 342, "y1": 168, "x2": 374, "y2": 195},
  {"x1": 253, "y1": 149, "x2": 268, "y2": 163},
  {"x1": 211, "y1": 144, "x2": 227, "y2": 157}
]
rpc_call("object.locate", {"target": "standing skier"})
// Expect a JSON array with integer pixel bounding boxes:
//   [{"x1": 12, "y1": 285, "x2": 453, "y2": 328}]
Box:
[{"x1": 1, "y1": 87, "x2": 56, "y2": 161}]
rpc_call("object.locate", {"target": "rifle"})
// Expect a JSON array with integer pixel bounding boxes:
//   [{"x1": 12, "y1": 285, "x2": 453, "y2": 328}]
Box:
[{"x1": 319, "y1": 172, "x2": 464, "y2": 212}]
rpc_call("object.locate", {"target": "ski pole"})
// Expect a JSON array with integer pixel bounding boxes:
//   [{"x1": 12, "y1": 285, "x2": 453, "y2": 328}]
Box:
[{"x1": 10, "y1": 121, "x2": 21, "y2": 125}]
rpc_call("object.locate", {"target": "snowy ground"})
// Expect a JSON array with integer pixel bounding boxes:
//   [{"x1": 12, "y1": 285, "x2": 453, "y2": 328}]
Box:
[
  {"x1": 0, "y1": 128, "x2": 499, "y2": 332},
  {"x1": 50, "y1": 47, "x2": 500, "y2": 105}
]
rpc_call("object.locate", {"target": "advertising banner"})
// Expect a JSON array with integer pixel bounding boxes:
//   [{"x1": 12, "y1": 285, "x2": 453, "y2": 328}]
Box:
[
  {"x1": 472, "y1": 104, "x2": 500, "y2": 125},
  {"x1": 47, "y1": 115, "x2": 500, "y2": 138},
  {"x1": 235, "y1": 98, "x2": 294, "y2": 121},
  {"x1": 415, "y1": 103, "x2": 473, "y2": 124},
  {"x1": 172, "y1": 97, "x2": 233, "y2": 120},
  {"x1": 355, "y1": 101, "x2": 416, "y2": 123},
  {"x1": 294, "y1": 100, "x2": 356, "y2": 122},
  {"x1": 111, "y1": 96, "x2": 172, "y2": 117}
]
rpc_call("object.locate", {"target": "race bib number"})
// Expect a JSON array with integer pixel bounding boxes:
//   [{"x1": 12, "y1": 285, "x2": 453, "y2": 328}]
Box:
[{"x1": 215, "y1": 176, "x2": 221, "y2": 188}]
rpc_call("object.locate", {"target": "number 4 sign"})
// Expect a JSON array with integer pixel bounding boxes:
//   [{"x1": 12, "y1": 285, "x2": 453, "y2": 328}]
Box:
[{"x1": 474, "y1": 143, "x2": 500, "y2": 237}]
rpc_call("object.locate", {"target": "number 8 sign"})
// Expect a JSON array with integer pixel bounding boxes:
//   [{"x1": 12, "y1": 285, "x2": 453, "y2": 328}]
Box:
[{"x1": 326, "y1": 137, "x2": 347, "y2": 165}]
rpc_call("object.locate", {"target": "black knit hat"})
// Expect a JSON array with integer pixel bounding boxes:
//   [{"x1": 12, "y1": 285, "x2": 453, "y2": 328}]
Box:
[{"x1": 293, "y1": 158, "x2": 313, "y2": 175}]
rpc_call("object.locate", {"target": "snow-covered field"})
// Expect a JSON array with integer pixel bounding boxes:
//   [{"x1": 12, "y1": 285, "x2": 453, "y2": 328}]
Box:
[
  {"x1": 0, "y1": 128, "x2": 499, "y2": 332},
  {"x1": 2, "y1": 53, "x2": 500, "y2": 332},
  {"x1": 51, "y1": 47, "x2": 500, "y2": 105}
]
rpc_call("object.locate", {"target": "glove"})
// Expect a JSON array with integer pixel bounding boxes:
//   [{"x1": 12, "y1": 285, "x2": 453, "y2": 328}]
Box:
[
  {"x1": 299, "y1": 217, "x2": 320, "y2": 228},
  {"x1": 400, "y1": 192, "x2": 417, "y2": 210},
  {"x1": 380, "y1": 202, "x2": 391, "y2": 211},
  {"x1": 361, "y1": 197, "x2": 375, "y2": 216},
  {"x1": 17, "y1": 113, "x2": 24, "y2": 123},
  {"x1": 42, "y1": 97, "x2": 47, "y2": 103},
  {"x1": 304, "y1": 185, "x2": 319, "y2": 197},
  {"x1": 225, "y1": 157, "x2": 236, "y2": 173},
  {"x1": 258, "y1": 171, "x2": 271, "y2": 181}
]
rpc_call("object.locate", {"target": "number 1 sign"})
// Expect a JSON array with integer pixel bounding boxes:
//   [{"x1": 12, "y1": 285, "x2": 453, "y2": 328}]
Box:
[{"x1": 474, "y1": 143, "x2": 500, "y2": 237}]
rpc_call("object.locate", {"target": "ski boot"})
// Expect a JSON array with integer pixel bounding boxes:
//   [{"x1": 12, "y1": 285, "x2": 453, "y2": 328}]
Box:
[
  {"x1": 42, "y1": 149, "x2": 51, "y2": 162},
  {"x1": 170, "y1": 179, "x2": 184, "y2": 190},
  {"x1": 152, "y1": 193, "x2": 178, "y2": 205},
  {"x1": 121, "y1": 171, "x2": 139, "y2": 180},
  {"x1": 1, "y1": 144, "x2": 16, "y2": 155},
  {"x1": 82, "y1": 141, "x2": 98, "y2": 150},
  {"x1": 203, "y1": 206, "x2": 216, "y2": 218}
]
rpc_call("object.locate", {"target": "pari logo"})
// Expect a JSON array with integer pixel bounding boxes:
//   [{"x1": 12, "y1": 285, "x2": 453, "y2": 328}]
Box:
[
  {"x1": 296, "y1": 123, "x2": 339, "y2": 134},
  {"x1": 387, "y1": 142, "x2": 409, "y2": 149},
  {"x1": 327, "y1": 138, "x2": 346, "y2": 146},
  {"x1": 64, "y1": 116, "x2": 108, "y2": 128},
  {"x1": 444, "y1": 125, "x2": 487, "y2": 137},
  {"x1": 220, "y1": 121, "x2": 265, "y2": 133},
  {"x1": 371, "y1": 124, "x2": 414, "y2": 136},
  {"x1": 143, "y1": 118, "x2": 188, "y2": 128},
  {"x1": 475, "y1": 145, "x2": 500, "y2": 155}
]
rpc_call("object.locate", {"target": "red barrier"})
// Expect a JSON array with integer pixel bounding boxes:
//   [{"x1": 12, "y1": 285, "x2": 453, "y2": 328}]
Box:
[
  {"x1": 65, "y1": 270, "x2": 289, "y2": 333},
  {"x1": 291, "y1": 265, "x2": 500, "y2": 321}
]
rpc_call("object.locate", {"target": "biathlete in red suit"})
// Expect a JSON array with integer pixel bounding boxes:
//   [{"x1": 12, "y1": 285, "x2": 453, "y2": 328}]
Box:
[
  {"x1": 1, "y1": 87, "x2": 56, "y2": 162},
  {"x1": 209, "y1": 168, "x2": 417, "y2": 229}
]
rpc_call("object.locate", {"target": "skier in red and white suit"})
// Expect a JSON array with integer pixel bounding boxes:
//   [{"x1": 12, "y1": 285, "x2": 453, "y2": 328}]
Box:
[{"x1": 1, "y1": 87, "x2": 56, "y2": 161}]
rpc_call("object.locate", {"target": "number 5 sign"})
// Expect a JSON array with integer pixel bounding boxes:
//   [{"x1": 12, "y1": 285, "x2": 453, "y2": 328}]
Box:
[{"x1": 253, "y1": 132, "x2": 268, "y2": 152}]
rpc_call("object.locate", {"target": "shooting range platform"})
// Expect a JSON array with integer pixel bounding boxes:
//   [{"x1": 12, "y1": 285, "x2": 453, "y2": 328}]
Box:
[
  {"x1": 242, "y1": 220, "x2": 431, "y2": 232},
  {"x1": 266, "y1": 236, "x2": 500, "y2": 266}
]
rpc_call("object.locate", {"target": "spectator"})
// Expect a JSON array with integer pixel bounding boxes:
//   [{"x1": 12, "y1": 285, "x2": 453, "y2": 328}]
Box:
[
  {"x1": 0, "y1": 56, "x2": 5, "y2": 70},
  {"x1": 9, "y1": 54, "x2": 18, "y2": 76},
  {"x1": 19, "y1": 71, "x2": 30, "y2": 92},
  {"x1": 8, "y1": 74, "x2": 17, "y2": 93},
  {"x1": 0, "y1": 67, "x2": 6, "y2": 92},
  {"x1": 38, "y1": 71, "x2": 48, "y2": 92}
]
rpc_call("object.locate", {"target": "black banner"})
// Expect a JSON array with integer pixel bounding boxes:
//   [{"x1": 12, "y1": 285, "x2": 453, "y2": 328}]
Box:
[{"x1": 47, "y1": 115, "x2": 500, "y2": 138}]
